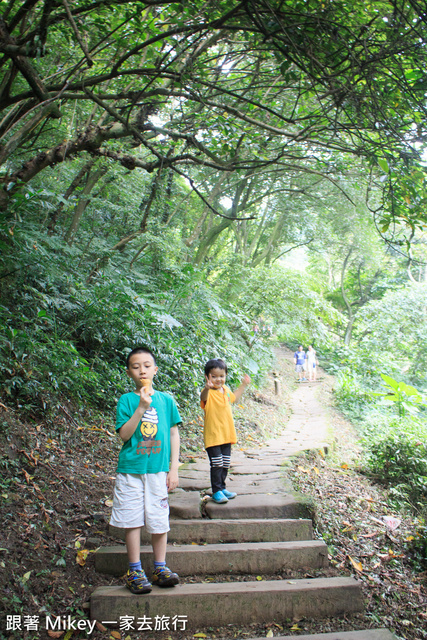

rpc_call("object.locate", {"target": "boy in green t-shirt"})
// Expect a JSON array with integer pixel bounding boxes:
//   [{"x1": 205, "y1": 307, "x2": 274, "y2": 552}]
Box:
[{"x1": 110, "y1": 347, "x2": 181, "y2": 594}]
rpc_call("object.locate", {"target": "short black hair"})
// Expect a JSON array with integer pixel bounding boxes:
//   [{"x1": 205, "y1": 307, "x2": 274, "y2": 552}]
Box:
[
  {"x1": 126, "y1": 347, "x2": 157, "y2": 368},
  {"x1": 204, "y1": 358, "x2": 227, "y2": 376}
]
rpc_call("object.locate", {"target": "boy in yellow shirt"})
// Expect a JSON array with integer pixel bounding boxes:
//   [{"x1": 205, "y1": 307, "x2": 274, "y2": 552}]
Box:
[{"x1": 200, "y1": 359, "x2": 251, "y2": 503}]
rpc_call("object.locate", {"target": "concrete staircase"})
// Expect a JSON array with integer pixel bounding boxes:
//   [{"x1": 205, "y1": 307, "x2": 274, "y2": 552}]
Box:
[
  {"x1": 90, "y1": 454, "x2": 397, "y2": 638},
  {"x1": 92, "y1": 517, "x2": 364, "y2": 628}
]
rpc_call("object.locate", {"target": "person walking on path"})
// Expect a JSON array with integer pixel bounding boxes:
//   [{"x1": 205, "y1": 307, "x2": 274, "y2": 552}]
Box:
[
  {"x1": 200, "y1": 359, "x2": 251, "y2": 504},
  {"x1": 306, "y1": 345, "x2": 319, "y2": 381},
  {"x1": 109, "y1": 347, "x2": 181, "y2": 594},
  {"x1": 293, "y1": 345, "x2": 307, "y2": 382}
]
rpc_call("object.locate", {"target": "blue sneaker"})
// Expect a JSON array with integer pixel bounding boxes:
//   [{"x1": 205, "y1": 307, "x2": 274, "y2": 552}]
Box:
[
  {"x1": 222, "y1": 489, "x2": 237, "y2": 499},
  {"x1": 211, "y1": 491, "x2": 228, "y2": 504}
]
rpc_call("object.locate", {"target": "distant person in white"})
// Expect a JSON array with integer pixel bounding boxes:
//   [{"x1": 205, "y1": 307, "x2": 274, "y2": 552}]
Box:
[{"x1": 306, "y1": 345, "x2": 319, "y2": 382}]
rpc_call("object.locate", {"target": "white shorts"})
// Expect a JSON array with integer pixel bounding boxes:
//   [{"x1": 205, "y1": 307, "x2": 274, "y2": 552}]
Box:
[{"x1": 109, "y1": 472, "x2": 170, "y2": 534}]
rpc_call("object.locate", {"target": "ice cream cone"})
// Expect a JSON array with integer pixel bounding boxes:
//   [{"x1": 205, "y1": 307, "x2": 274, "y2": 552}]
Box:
[{"x1": 140, "y1": 378, "x2": 151, "y2": 390}]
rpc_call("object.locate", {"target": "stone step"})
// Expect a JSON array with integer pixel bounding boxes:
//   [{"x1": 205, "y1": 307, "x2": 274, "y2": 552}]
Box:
[
  {"x1": 95, "y1": 539, "x2": 328, "y2": 576},
  {"x1": 110, "y1": 517, "x2": 313, "y2": 544},
  {"x1": 165, "y1": 488, "x2": 313, "y2": 520},
  {"x1": 90, "y1": 576, "x2": 364, "y2": 629},
  {"x1": 204, "y1": 492, "x2": 314, "y2": 520},
  {"x1": 250, "y1": 631, "x2": 397, "y2": 640}
]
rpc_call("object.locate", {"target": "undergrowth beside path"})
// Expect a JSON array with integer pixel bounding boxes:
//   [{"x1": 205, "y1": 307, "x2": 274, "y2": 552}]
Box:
[{"x1": 289, "y1": 400, "x2": 426, "y2": 640}]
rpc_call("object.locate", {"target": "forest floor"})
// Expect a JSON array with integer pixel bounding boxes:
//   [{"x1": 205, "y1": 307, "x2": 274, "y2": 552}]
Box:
[{"x1": 0, "y1": 347, "x2": 425, "y2": 640}]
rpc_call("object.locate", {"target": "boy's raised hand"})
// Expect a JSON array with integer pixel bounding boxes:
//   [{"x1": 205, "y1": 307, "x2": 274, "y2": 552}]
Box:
[
  {"x1": 204, "y1": 375, "x2": 215, "y2": 389},
  {"x1": 138, "y1": 385, "x2": 152, "y2": 411},
  {"x1": 200, "y1": 375, "x2": 214, "y2": 403},
  {"x1": 242, "y1": 374, "x2": 251, "y2": 386}
]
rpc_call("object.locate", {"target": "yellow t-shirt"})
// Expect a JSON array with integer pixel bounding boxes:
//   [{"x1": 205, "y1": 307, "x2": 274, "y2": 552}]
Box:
[{"x1": 201, "y1": 385, "x2": 236, "y2": 449}]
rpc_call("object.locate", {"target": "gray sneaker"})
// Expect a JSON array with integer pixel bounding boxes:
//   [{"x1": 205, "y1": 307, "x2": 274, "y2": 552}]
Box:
[
  {"x1": 152, "y1": 566, "x2": 179, "y2": 588},
  {"x1": 124, "y1": 569, "x2": 152, "y2": 594}
]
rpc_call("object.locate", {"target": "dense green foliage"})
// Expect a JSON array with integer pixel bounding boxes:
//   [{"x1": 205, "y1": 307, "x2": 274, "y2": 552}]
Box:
[
  {"x1": 0, "y1": 210, "x2": 273, "y2": 423},
  {"x1": 320, "y1": 310, "x2": 427, "y2": 518}
]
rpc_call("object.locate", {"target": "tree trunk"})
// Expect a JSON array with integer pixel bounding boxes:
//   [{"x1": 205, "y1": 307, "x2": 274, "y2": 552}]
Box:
[
  {"x1": 194, "y1": 217, "x2": 234, "y2": 264},
  {"x1": 341, "y1": 247, "x2": 354, "y2": 345},
  {"x1": 48, "y1": 158, "x2": 97, "y2": 233},
  {"x1": 344, "y1": 316, "x2": 355, "y2": 346},
  {"x1": 63, "y1": 166, "x2": 108, "y2": 244},
  {"x1": 185, "y1": 174, "x2": 227, "y2": 247},
  {"x1": 0, "y1": 103, "x2": 57, "y2": 167}
]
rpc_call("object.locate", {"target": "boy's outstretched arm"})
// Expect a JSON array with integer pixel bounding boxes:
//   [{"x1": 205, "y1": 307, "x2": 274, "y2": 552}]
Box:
[
  {"x1": 200, "y1": 377, "x2": 214, "y2": 403},
  {"x1": 167, "y1": 425, "x2": 180, "y2": 492},
  {"x1": 233, "y1": 374, "x2": 251, "y2": 403}
]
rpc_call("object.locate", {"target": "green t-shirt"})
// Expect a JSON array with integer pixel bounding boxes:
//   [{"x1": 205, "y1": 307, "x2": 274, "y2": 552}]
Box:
[{"x1": 115, "y1": 390, "x2": 181, "y2": 474}]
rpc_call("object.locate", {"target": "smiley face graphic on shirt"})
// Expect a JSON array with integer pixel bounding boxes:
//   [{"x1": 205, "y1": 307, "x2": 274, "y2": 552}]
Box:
[
  {"x1": 137, "y1": 407, "x2": 161, "y2": 456},
  {"x1": 139, "y1": 407, "x2": 159, "y2": 440}
]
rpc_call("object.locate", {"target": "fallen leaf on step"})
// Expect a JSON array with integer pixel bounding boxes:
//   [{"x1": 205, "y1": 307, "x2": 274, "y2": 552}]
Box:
[
  {"x1": 47, "y1": 632, "x2": 63, "y2": 639},
  {"x1": 266, "y1": 630, "x2": 274, "y2": 637},
  {"x1": 76, "y1": 549, "x2": 90, "y2": 566},
  {"x1": 193, "y1": 634, "x2": 208, "y2": 638},
  {"x1": 290, "y1": 624, "x2": 301, "y2": 631},
  {"x1": 348, "y1": 556, "x2": 363, "y2": 572},
  {"x1": 96, "y1": 622, "x2": 107, "y2": 631}
]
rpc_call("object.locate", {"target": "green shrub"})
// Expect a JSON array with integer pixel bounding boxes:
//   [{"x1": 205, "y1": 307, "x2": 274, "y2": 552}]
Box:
[
  {"x1": 407, "y1": 518, "x2": 427, "y2": 570},
  {"x1": 373, "y1": 374, "x2": 426, "y2": 417},
  {"x1": 363, "y1": 429, "x2": 427, "y2": 511},
  {"x1": 334, "y1": 370, "x2": 374, "y2": 419}
]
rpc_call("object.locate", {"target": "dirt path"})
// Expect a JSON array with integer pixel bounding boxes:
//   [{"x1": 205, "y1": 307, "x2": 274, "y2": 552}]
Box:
[
  {"x1": 239, "y1": 345, "x2": 332, "y2": 458},
  {"x1": 271, "y1": 377, "x2": 330, "y2": 456}
]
